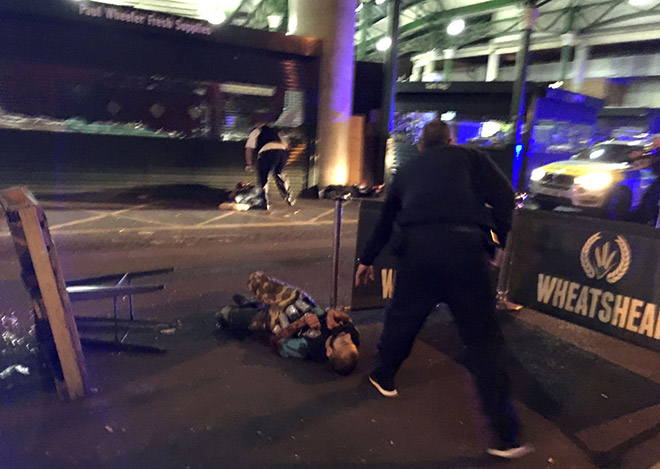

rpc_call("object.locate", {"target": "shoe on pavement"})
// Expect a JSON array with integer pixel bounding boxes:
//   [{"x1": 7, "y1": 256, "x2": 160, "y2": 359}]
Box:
[
  {"x1": 487, "y1": 444, "x2": 534, "y2": 459},
  {"x1": 369, "y1": 371, "x2": 398, "y2": 397},
  {"x1": 285, "y1": 197, "x2": 296, "y2": 207}
]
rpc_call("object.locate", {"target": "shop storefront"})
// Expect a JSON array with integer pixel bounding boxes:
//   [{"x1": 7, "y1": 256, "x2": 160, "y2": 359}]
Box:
[{"x1": 0, "y1": 0, "x2": 320, "y2": 194}]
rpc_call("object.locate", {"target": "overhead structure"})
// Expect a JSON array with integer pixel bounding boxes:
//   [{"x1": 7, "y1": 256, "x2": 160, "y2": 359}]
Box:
[
  {"x1": 86, "y1": 2, "x2": 660, "y2": 66},
  {"x1": 354, "y1": 0, "x2": 660, "y2": 61}
]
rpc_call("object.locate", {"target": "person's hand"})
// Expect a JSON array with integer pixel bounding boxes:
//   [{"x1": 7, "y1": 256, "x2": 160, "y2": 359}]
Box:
[
  {"x1": 326, "y1": 309, "x2": 351, "y2": 328},
  {"x1": 355, "y1": 264, "x2": 375, "y2": 287},
  {"x1": 302, "y1": 313, "x2": 321, "y2": 329},
  {"x1": 245, "y1": 164, "x2": 254, "y2": 173}
]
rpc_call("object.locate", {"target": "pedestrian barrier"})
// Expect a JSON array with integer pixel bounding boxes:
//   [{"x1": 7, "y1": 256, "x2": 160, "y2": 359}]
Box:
[
  {"x1": 350, "y1": 200, "x2": 501, "y2": 310},
  {"x1": 1, "y1": 187, "x2": 89, "y2": 400},
  {"x1": 351, "y1": 200, "x2": 660, "y2": 355},
  {"x1": 0, "y1": 186, "x2": 172, "y2": 399},
  {"x1": 502, "y1": 209, "x2": 660, "y2": 353},
  {"x1": 351, "y1": 200, "x2": 397, "y2": 311}
]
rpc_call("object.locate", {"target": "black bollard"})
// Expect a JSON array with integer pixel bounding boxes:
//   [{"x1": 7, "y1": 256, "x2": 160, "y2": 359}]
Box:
[{"x1": 331, "y1": 194, "x2": 350, "y2": 308}]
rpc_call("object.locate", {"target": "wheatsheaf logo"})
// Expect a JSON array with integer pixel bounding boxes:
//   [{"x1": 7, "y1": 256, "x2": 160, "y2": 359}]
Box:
[
  {"x1": 381, "y1": 269, "x2": 396, "y2": 299},
  {"x1": 580, "y1": 232, "x2": 631, "y2": 283},
  {"x1": 537, "y1": 273, "x2": 660, "y2": 340}
]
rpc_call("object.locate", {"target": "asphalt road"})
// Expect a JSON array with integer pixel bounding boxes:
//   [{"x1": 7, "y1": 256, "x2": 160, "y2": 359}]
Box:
[{"x1": 2, "y1": 195, "x2": 660, "y2": 468}]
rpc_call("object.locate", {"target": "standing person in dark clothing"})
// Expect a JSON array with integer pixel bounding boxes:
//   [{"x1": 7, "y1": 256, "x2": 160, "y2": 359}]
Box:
[
  {"x1": 245, "y1": 120, "x2": 294, "y2": 208},
  {"x1": 354, "y1": 119, "x2": 531, "y2": 459}
]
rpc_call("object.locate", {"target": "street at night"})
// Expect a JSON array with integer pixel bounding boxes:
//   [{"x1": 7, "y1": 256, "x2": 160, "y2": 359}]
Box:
[{"x1": 2, "y1": 196, "x2": 660, "y2": 468}]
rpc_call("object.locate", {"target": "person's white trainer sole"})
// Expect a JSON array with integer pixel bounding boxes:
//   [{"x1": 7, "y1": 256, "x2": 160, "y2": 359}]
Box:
[
  {"x1": 487, "y1": 444, "x2": 534, "y2": 459},
  {"x1": 369, "y1": 375, "x2": 398, "y2": 397}
]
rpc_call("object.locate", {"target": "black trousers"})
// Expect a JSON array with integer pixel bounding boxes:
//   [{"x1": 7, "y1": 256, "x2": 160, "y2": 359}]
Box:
[
  {"x1": 257, "y1": 149, "x2": 291, "y2": 202},
  {"x1": 373, "y1": 224, "x2": 520, "y2": 447}
]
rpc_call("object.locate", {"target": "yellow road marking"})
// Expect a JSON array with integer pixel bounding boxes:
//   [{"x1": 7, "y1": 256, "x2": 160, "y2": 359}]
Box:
[
  {"x1": 195, "y1": 211, "x2": 236, "y2": 226},
  {"x1": 47, "y1": 206, "x2": 144, "y2": 230},
  {"x1": 308, "y1": 208, "x2": 337, "y2": 223},
  {"x1": 112, "y1": 213, "x2": 179, "y2": 226},
  {"x1": 2, "y1": 218, "x2": 358, "y2": 236}
]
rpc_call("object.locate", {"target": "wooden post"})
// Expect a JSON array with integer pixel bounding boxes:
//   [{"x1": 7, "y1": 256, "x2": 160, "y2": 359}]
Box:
[{"x1": 0, "y1": 187, "x2": 88, "y2": 400}]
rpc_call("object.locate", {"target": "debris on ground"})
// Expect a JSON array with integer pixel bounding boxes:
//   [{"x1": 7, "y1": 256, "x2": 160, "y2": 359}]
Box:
[
  {"x1": 219, "y1": 182, "x2": 267, "y2": 211},
  {"x1": 321, "y1": 183, "x2": 385, "y2": 200},
  {"x1": 0, "y1": 364, "x2": 30, "y2": 379}
]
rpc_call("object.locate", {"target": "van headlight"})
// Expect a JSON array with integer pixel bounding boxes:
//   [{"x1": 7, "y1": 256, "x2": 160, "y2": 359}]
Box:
[
  {"x1": 575, "y1": 172, "x2": 613, "y2": 191},
  {"x1": 530, "y1": 168, "x2": 546, "y2": 182}
]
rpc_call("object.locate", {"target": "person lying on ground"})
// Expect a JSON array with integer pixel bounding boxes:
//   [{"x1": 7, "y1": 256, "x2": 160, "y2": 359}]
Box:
[
  {"x1": 269, "y1": 307, "x2": 360, "y2": 376},
  {"x1": 217, "y1": 272, "x2": 360, "y2": 375}
]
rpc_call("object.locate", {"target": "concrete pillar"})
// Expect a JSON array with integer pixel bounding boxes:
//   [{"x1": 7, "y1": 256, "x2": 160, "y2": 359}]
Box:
[
  {"x1": 423, "y1": 60, "x2": 435, "y2": 78},
  {"x1": 559, "y1": 32, "x2": 575, "y2": 82},
  {"x1": 486, "y1": 50, "x2": 500, "y2": 82},
  {"x1": 443, "y1": 48, "x2": 455, "y2": 82},
  {"x1": 572, "y1": 43, "x2": 589, "y2": 94},
  {"x1": 289, "y1": 0, "x2": 356, "y2": 187},
  {"x1": 410, "y1": 64, "x2": 423, "y2": 82}
]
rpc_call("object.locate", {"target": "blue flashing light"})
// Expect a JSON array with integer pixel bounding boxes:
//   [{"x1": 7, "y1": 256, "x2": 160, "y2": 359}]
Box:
[
  {"x1": 512, "y1": 144, "x2": 524, "y2": 190},
  {"x1": 515, "y1": 144, "x2": 523, "y2": 160}
]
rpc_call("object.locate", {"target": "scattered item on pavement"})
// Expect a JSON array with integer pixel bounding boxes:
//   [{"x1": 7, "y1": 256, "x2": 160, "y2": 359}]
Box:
[
  {"x1": 218, "y1": 202, "x2": 251, "y2": 211},
  {"x1": 487, "y1": 444, "x2": 535, "y2": 459},
  {"x1": 159, "y1": 328, "x2": 176, "y2": 335},
  {"x1": 299, "y1": 185, "x2": 320, "y2": 199},
  {"x1": 220, "y1": 182, "x2": 267, "y2": 211},
  {"x1": 0, "y1": 364, "x2": 31, "y2": 379},
  {"x1": 321, "y1": 183, "x2": 384, "y2": 200}
]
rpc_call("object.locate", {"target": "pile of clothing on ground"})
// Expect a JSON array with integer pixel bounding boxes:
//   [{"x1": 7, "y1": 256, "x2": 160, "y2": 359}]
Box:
[
  {"x1": 320, "y1": 182, "x2": 385, "y2": 200},
  {"x1": 218, "y1": 182, "x2": 267, "y2": 211}
]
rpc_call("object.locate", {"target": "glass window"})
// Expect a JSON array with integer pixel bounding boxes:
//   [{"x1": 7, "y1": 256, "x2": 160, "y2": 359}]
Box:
[
  {"x1": 0, "y1": 60, "x2": 304, "y2": 141},
  {"x1": 571, "y1": 143, "x2": 644, "y2": 163}
]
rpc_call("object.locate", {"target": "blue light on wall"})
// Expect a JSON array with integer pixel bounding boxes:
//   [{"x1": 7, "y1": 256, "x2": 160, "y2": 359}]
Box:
[{"x1": 512, "y1": 144, "x2": 523, "y2": 190}]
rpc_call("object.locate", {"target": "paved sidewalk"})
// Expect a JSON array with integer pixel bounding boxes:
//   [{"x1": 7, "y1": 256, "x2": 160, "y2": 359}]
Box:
[{"x1": 1, "y1": 190, "x2": 659, "y2": 468}]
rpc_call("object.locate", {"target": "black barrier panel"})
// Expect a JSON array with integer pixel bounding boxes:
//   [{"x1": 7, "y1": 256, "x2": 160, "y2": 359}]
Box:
[
  {"x1": 507, "y1": 209, "x2": 660, "y2": 353},
  {"x1": 351, "y1": 200, "x2": 397, "y2": 311}
]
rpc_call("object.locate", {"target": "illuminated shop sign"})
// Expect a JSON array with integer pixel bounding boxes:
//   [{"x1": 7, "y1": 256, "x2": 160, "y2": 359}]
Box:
[
  {"x1": 219, "y1": 83, "x2": 277, "y2": 97},
  {"x1": 78, "y1": 2, "x2": 212, "y2": 36}
]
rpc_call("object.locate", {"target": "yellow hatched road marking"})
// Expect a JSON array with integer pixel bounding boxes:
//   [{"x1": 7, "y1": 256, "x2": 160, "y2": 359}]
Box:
[
  {"x1": 48, "y1": 206, "x2": 145, "y2": 230},
  {"x1": 195, "y1": 211, "x2": 236, "y2": 226},
  {"x1": 0, "y1": 218, "x2": 358, "y2": 237}
]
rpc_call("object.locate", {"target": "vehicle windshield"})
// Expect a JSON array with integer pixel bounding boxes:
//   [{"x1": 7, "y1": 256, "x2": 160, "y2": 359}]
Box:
[{"x1": 571, "y1": 144, "x2": 644, "y2": 163}]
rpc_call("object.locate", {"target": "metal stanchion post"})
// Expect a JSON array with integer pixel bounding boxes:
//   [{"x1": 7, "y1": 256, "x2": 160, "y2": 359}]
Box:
[
  {"x1": 331, "y1": 194, "x2": 350, "y2": 309},
  {"x1": 496, "y1": 195, "x2": 525, "y2": 311}
]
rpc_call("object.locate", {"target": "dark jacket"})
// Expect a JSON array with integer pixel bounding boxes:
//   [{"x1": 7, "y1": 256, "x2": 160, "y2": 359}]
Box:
[
  {"x1": 360, "y1": 143, "x2": 514, "y2": 265},
  {"x1": 255, "y1": 125, "x2": 281, "y2": 154}
]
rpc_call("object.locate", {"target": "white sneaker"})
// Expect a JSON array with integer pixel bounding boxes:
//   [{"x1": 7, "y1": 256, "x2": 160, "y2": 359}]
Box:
[
  {"x1": 368, "y1": 373, "x2": 398, "y2": 397},
  {"x1": 487, "y1": 444, "x2": 534, "y2": 459}
]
